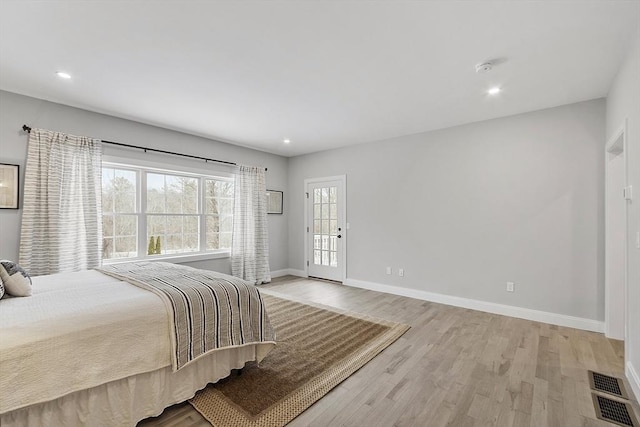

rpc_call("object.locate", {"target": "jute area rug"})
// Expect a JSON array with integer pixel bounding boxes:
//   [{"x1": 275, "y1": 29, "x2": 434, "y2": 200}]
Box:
[{"x1": 189, "y1": 290, "x2": 410, "y2": 427}]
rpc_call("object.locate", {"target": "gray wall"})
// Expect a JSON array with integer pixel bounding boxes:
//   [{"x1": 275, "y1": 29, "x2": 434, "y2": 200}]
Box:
[
  {"x1": 0, "y1": 90, "x2": 614, "y2": 326},
  {"x1": 289, "y1": 99, "x2": 605, "y2": 321},
  {"x1": 0, "y1": 90, "x2": 289, "y2": 274},
  {"x1": 606, "y1": 29, "x2": 640, "y2": 396}
]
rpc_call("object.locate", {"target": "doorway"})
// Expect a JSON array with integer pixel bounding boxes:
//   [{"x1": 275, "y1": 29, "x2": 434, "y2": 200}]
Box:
[
  {"x1": 605, "y1": 120, "x2": 628, "y2": 341},
  {"x1": 304, "y1": 176, "x2": 346, "y2": 282}
]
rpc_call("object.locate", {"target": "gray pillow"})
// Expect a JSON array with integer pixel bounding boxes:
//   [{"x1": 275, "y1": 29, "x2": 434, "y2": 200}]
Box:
[
  {"x1": 0, "y1": 260, "x2": 32, "y2": 297},
  {"x1": 0, "y1": 274, "x2": 4, "y2": 299}
]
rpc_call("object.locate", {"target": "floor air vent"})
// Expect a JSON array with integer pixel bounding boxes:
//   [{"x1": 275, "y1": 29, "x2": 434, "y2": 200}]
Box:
[
  {"x1": 592, "y1": 394, "x2": 638, "y2": 427},
  {"x1": 589, "y1": 370, "x2": 630, "y2": 399}
]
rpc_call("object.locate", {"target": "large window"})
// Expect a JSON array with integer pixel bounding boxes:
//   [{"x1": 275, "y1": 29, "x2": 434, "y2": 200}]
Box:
[{"x1": 101, "y1": 163, "x2": 233, "y2": 261}]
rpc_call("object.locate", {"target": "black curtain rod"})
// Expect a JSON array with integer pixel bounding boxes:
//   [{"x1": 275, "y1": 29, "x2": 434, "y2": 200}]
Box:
[{"x1": 22, "y1": 125, "x2": 266, "y2": 171}]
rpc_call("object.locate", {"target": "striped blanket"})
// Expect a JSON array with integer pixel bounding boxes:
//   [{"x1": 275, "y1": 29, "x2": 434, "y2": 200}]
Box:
[{"x1": 98, "y1": 262, "x2": 275, "y2": 371}]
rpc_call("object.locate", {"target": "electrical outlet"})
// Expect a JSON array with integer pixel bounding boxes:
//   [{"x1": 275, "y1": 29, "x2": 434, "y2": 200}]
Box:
[
  {"x1": 386, "y1": 267, "x2": 392, "y2": 275},
  {"x1": 506, "y1": 282, "x2": 515, "y2": 292},
  {"x1": 399, "y1": 268, "x2": 404, "y2": 277}
]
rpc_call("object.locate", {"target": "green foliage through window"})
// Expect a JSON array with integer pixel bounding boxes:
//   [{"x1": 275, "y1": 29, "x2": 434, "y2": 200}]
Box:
[{"x1": 101, "y1": 164, "x2": 233, "y2": 261}]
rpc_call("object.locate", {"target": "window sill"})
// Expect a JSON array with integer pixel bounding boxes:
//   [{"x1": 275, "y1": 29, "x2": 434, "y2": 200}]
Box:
[{"x1": 102, "y1": 251, "x2": 231, "y2": 266}]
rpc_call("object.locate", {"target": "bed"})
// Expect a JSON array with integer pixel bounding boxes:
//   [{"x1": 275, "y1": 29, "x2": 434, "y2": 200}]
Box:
[{"x1": 0, "y1": 262, "x2": 276, "y2": 427}]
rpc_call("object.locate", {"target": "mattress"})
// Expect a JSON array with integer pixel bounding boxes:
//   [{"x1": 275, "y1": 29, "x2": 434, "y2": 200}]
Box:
[
  {"x1": 0, "y1": 267, "x2": 274, "y2": 423},
  {"x1": 1, "y1": 269, "x2": 172, "y2": 414}
]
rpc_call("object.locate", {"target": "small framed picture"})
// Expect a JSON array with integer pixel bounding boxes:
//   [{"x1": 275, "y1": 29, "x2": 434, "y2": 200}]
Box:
[
  {"x1": 0, "y1": 163, "x2": 19, "y2": 209},
  {"x1": 266, "y1": 190, "x2": 283, "y2": 214}
]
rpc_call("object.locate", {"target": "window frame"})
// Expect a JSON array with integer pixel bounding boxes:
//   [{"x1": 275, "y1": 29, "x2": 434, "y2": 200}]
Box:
[{"x1": 102, "y1": 159, "x2": 234, "y2": 264}]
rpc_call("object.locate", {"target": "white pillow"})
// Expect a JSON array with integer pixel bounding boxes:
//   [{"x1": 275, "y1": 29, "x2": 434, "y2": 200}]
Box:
[{"x1": 0, "y1": 260, "x2": 32, "y2": 297}]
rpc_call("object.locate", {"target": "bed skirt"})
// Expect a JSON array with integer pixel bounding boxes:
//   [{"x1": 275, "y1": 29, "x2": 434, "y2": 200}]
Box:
[{"x1": 1, "y1": 344, "x2": 263, "y2": 427}]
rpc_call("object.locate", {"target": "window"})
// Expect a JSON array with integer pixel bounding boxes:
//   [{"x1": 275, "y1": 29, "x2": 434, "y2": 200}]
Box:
[
  {"x1": 205, "y1": 179, "x2": 234, "y2": 250},
  {"x1": 102, "y1": 167, "x2": 138, "y2": 259},
  {"x1": 101, "y1": 163, "x2": 233, "y2": 261},
  {"x1": 146, "y1": 172, "x2": 200, "y2": 255},
  {"x1": 312, "y1": 186, "x2": 338, "y2": 267}
]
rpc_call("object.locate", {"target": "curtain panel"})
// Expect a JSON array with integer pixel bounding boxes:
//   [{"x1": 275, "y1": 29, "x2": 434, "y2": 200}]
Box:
[
  {"x1": 231, "y1": 165, "x2": 270, "y2": 284},
  {"x1": 19, "y1": 129, "x2": 102, "y2": 276}
]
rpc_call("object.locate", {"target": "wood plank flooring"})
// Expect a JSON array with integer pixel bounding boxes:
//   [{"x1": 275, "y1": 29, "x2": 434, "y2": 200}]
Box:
[{"x1": 139, "y1": 276, "x2": 639, "y2": 427}]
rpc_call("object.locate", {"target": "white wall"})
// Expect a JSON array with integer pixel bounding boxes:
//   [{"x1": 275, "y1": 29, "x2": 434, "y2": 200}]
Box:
[
  {"x1": 288, "y1": 99, "x2": 605, "y2": 323},
  {"x1": 606, "y1": 29, "x2": 640, "y2": 400},
  {"x1": 0, "y1": 90, "x2": 289, "y2": 274}
]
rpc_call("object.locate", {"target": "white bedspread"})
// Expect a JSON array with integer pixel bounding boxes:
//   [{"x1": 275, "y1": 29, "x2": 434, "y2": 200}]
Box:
[{"x1": 0, "y1": 270, "x2": 171, "y2": 414}]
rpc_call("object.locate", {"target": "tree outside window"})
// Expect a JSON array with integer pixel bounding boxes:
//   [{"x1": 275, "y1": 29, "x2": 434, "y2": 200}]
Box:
[{"x1": 101, "y1": 164, "x2": 233, "y2": 261}]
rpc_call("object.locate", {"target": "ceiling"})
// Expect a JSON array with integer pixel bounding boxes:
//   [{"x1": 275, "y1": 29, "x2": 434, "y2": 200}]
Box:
[{"x1": 0, "y1": 1, "x2": 638, "y2": 157}]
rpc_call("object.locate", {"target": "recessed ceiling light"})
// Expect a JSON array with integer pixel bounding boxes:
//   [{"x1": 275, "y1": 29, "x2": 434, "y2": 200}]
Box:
[
  {"x1": 283, "y1": 139, "x2": 291, "y2": 144},
  {"x1": 56, "y1": 71, "x2": 71, "y2": 79},
  {"x1": 488, "y1": 87, "x2": 501, "y2": 95}
]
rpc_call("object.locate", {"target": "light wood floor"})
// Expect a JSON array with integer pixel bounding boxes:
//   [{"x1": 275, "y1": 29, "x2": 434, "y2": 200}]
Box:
[{"x1": 139, "y1": 276, "x2": 639, "y2": 427}]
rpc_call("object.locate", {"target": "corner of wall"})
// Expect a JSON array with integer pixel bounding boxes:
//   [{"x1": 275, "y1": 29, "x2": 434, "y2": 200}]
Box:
[
  {"x1": 271, "y1": 268, "x2": 306, "y2": 278},
  {"x1": 627, "y1": 361, "x2": 640, "y2": 403}
]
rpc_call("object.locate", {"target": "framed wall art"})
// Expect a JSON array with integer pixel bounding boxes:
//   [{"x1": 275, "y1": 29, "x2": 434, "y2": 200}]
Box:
[
  {"x1": 0, "y1": 163, "x2": 19, "y2": 209},
  {"x1": 266, "y1": 190, "x2": 283, "y2": 214}
]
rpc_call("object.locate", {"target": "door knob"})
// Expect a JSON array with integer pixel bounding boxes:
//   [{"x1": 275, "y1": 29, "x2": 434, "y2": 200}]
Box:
[{"x1": 337, "y1": 235, "x2": 342, "y2": 238}]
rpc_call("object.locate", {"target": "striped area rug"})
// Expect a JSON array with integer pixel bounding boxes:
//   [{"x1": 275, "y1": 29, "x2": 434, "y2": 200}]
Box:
[{"x1": 189, "y1": 291, "x2": 410, "y2": 427}]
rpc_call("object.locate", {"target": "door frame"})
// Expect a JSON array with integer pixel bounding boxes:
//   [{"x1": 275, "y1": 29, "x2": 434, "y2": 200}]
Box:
[
  {"x1": 304, "y1": 175, "x2": 347, "y2": 282},
  {"x1": 604, "y1": 118, "x2": 629, "y2": 344}
]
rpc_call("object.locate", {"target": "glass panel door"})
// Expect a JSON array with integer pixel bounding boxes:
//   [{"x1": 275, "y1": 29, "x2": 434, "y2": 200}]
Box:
[{"x1": 307, "y1": 178, "x2": 344, "y2": 282}]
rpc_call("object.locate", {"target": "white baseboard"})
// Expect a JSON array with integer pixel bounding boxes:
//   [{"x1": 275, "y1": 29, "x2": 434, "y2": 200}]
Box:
[
  {"x1": 627, "y1": 361, "x2": 640, "y2": 402},
  {"x1": 343, "y1": 278, "x2": 604, "y2": 333},
  {"x1": 270, "y1": 269, "x2": 289, "y2": 278},
  {"x1": 270, "y1": 268, "x2": 306, "y2": 278},
  {"x1": 287, "y1": 269, "x2": 306, "y2": 277}
]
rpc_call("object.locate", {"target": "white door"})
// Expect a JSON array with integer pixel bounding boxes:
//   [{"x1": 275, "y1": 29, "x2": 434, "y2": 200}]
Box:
[{"x1": 306, "y1": 177, "x2": 345, "y2": 282}]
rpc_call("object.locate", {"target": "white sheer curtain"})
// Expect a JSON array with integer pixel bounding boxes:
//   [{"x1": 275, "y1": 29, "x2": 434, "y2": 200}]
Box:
[
  {"x1": 231, "y1": 165, "x2": 270, "y2": 284},
  {"x1": 19, "y1": 128, "x2": 102, "y2": 276}
]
